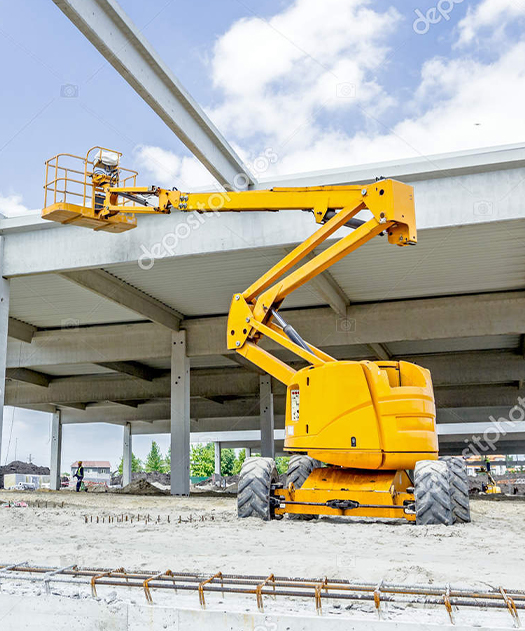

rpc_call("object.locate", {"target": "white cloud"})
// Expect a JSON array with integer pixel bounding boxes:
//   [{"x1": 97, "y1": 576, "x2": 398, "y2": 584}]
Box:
[
  {"x1": 208, "y1": 0, "x2": 401, "y2": 140},
  {"x1": 0, "y1": 193, "x2": 38, "y2": 218},
  {"x1": 456, "y1": 0, "x2": 525, "y2": 47},
  {"x1": 133, "y1": 145, "x2": 219, "y2": 190},
  {"x1": 132, "y1": 0, "x2": 525, "y2": 187}
]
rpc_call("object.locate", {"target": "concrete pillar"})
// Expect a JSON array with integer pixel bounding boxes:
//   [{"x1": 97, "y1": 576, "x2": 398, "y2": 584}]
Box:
[
  {"x1": 244, "y1": 447, "x2": 251, "y2": 458},
  {"x1": 50, "y1": 409, "x2": 62, "y2": 490},
  {"x1": 122, "y1": 423, "x2": 132, "y2": 487},
  {"x1": 260, "y1": 375, "x2": 275, "y2": 458},
  {"x1": 0, "y1": 239, "x2": 9, "y2": 464},
  {"x1": 214, "y1": 442, "x2": 221, "y2": 475},
  {"x1": 170, "y1": 330, "x2": 190, "y2": 495}
]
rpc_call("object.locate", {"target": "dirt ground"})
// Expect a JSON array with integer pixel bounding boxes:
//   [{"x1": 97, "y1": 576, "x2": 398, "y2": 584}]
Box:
[{"x1": 1, "y1": 489, "x2": 523, "y2": 589}]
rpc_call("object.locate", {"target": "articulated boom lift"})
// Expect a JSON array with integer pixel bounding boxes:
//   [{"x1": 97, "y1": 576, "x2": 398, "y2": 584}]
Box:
[{"x1": 42, "y1": 147, "x2": 470, "y2": 525}]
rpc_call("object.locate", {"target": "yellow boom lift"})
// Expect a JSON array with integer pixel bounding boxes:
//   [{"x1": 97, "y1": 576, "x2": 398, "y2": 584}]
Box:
[{"x1": 42, "y1": 147, "x2": 471, "y2": 525}]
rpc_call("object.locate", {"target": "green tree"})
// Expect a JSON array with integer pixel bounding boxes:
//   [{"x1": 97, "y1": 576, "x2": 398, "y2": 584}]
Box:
[
  {"x1": 190, "y1": 443, "x2": 215, "y2": 477},
  {"x1": 221, "y1": 448, "x2": 236, "y2": 476},
  {"x1": 145, "y1": 441, "x2": 164, "y2": 472},
  {"x1": 275, "y1": 456, "x2": 290, "y2": 475},
  {"x1": 232, "y1": 449, "x2": 247, "y2": 474},
  {"x1": 163, "y1": 447, "x2": 171, "y2": 473},
  {"x1": 118, "y1": 453, "x2": 143, "y2": 474}
]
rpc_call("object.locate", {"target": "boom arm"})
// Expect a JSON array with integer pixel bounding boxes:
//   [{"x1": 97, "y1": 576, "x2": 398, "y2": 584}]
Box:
[{"x1": 41, "y1": 148, "x2": 417, "y2": 385}]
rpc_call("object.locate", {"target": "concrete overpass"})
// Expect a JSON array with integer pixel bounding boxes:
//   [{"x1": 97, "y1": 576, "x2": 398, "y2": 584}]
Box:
[{"x1": 2, "y1": 0, "x2": 525, "y2": 494}]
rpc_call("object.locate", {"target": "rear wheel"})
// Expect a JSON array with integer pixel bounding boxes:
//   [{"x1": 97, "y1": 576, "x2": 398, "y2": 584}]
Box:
[
  {"x1": 237, "y1": 457, "x2": 278, "y2": 521},
  {"x1": 286, "y1": 455, "x2": 321, "y2": 520},
  {"x1": 414, "y1": 460, "x2": 453, "y2": 525},
  {"x1": 440, "y1": 456, "x2": 471, "y2": 523}
]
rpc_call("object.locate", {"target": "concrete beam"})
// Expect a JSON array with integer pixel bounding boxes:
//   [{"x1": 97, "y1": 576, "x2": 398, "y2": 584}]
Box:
[
  {"x1": 4, "y1": 369, "x2": 275, "y2": 407},
  {"x1": 214, "y1": 442, "x2": 221, "y2": 475},
  {"x1": 6, "y1": 368, "x2": 50, "y2": 388},
  {"x1": 95, "y1": 361, "x2": 160, "y2": 381},
  {"x1": 52, "y1": 0, "x2": 253, "y2": 190},
  {"x1": 60, "y1": 270, "x2": 182, "y2": 330},
  {"x1": 171, "y1": 330, "x2": 190, "y2": 495},
  {"x1": 122, "y1": 423, "x2": 131, "y2": 487},
  {"x1": 260, "y1": 375, "x2": 275, "y2": 458},
  {"x1": 8, "y1": 317, "x2": 37, "y2": 343},
  {"x1": 185, "y1": 291, "x2": 525, "y2": 357},
  {"x1": 9, "y1": 292, "x2": 525, "y2": 369},
  {"x1": 435, "y1": 386, "x2": 525, "y2": 409},
  {"x1": 7, "y1": 322, "x2": 172, "y2": 368},
  {"x1": 0, "y1": 256, "x2": 8, "y2": 462},
  {"x1": 368, "y1": 343, "x2": 392, "y2": 361},
  {"x1": 49, "y1": 410, "x2": 62, "y2": 491},
  {"x1": 286, "y1": 249, "x2": 348, "y2": 318},
  {"x1": 411, "y1": 352, "x2": 525, "y2": 386}
]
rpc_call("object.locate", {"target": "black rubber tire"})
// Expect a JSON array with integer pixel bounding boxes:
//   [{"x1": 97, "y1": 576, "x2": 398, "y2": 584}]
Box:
[
  {"x1": 286, "y1": 455, "x2": 321, "y2": 520},
  {"x1": 414, "y1": 460, "x2": 453, "y2": 525},
  {"x1": 237, "y1": 457, "x2": 278, "y2": 521},
  {"x1": 440, "y1": 456, "x2": 471, "y2": 523},
  {"x1": 286, "y1": 455, "x2": 320, "y2": 489}
]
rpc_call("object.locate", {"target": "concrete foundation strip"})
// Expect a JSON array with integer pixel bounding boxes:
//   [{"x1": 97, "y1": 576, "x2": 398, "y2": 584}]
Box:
[{"x1": 0, "y1": 563, "x2": 523, "y2": 625}]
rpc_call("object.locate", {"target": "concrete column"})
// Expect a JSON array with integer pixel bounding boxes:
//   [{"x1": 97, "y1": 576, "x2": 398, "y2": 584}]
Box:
[
  {"x1": 260, "y1": 375, "x2": 275, "y2": 458},
  {"x1": 170, "y1": 330, "x2": 190, "y2": 495},
  {"x1": 49, "y1": 409, "x2": 62, "y2": 490},
  {"x1": 122, "y1": 423, "x2": 132, "y2": 487},
  {"x1": 214, "y1": 442, "x2": 221, "y2": 475},
  {"x1": 0, "y1": 238, "x2": 9, "y2": 464},
  {"x1": 244, "y1": 447, "x2": 251, "y2": 458}
]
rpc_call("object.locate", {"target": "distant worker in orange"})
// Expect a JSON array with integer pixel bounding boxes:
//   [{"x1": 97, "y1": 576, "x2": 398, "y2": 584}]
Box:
[{"x1": 73, "y1": 461, "x2": 85, "y2": 492}]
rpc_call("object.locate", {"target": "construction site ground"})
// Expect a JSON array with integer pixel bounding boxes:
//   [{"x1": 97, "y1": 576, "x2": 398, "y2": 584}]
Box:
[{"x1": 0, "y1": 489, "x2": 524, "y2": 629}]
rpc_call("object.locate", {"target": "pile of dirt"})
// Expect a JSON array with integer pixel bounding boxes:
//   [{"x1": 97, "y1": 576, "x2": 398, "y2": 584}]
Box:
[
  {"x1": 110, "y1": 471, "x2": 171, "y2": 487},
  {"x1": 0, "y1": 461, "x2": 50, "y2": 489},
  {"x1": 116, "y1": 478, "x2": 169, "y2": 496}
]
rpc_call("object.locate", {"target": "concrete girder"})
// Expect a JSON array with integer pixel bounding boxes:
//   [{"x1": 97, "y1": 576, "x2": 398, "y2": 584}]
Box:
[
  {"x1": 3, "y1": 147, "x2": 525, "y2": 276},
  {"x1": 52, "y1": 0, "x2": 253, "y2": 190},
  {"x1": 8, "y1": 317, "x2": 37, "y2": 343},
  {"x1": 185, "y1": 291, "x2": 525, "y2": 357},
  {"x1": 286, "y1": 249, "x2": 349, "y2": 318},
  {"x1": 6, "y1": 292, "x2": 525, "y2": 369},
  {"x1": 60, "y1": 270, "x2": 183, "y2": 330},
  {"x1": 7, "y1": 322, "x2": 173, "y2": 368},
  {"x1": 8, "y1": 351, "x2": 525, "y2": 408},
  {"x1": 367, "y1": 343, "x2": 392, "y2": 361},
  {"x1": 435, "y1": 386, "x2": 525, "y2": 409},
  {"x1": 95, "y1": 361, "x2": 160, "y2": 381},
  {"x1": 6, "y1": 367, "x2": 50, "y2": 388}
]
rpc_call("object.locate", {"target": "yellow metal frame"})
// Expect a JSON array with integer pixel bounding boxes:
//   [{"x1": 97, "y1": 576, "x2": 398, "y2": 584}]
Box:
[{"x1": 274, "y1": 468, "x2": 416, "y2": 521}]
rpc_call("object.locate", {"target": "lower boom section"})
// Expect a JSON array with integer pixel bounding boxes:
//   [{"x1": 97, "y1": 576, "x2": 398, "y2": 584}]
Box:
[{"x1": 273, "y1": 467, "x2": 415, "y2": 521}]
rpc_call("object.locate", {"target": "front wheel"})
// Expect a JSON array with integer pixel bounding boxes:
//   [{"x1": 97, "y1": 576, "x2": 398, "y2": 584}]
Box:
[
  {"x1": 439, "y1": 456, "x2": 471, "y2": 523},
  {"x1": 414, "y1": 460, "x2": 453, "y2": 525},
  {"x1": 286, "y1": 455, "x2": 321, "y2": 521},
  {"x1": 237, "y1": 457, "x2": 278, "y2": 521}
]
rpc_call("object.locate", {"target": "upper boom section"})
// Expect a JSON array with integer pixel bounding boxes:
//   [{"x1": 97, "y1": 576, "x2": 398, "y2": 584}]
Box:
[{"x1": 41, "y1": 147, "x2": 417, "y2": 247}]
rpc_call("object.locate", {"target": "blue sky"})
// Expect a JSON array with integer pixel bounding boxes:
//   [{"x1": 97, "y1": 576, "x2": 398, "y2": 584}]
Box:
[{"x1": 1, "y1": 0, "x2": 525, "y2": 469}]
